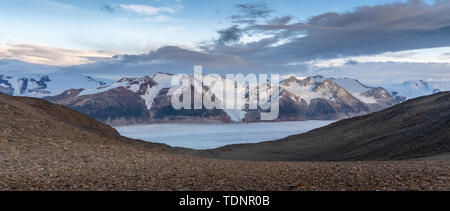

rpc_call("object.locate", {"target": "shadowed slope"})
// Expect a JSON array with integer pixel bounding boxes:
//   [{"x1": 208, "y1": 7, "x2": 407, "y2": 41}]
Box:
[
  {"x1": 0, "y1": 93, "x2": 169, "y2": 150},
  {"x1": 190, "y1": 92, "x2": 450, "y2": 161}
]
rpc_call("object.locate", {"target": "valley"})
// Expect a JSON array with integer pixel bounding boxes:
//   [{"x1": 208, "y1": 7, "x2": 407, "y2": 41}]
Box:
[{"x1": 0, "y1": 91, "x2": 448, "y2": 191}]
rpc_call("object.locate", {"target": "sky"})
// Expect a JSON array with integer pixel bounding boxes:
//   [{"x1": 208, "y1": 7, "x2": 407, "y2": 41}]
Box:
[
  {"x1": 0, "y1": 0, "x2": 411, "y2": 53},
  {"x1": 0, "y1": 0, "x2": 450, "y2": 85}
]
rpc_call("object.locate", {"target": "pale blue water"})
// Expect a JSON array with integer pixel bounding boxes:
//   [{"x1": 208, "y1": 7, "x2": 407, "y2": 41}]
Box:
[{"x1": 115, "y1": 121, "x2": 335, "y2": 150}]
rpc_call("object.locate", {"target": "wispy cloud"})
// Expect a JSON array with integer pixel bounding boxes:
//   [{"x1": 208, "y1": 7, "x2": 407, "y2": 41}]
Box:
[
  {"x1": 119, "y1": 4, "x2": 181, "y2": 15},
  {"x1": 35, "y1": 0, "x2": 76, "y2": 10},
  {"x1": 0, "y1": 44, "x2": 116, "y2": 66},
  {"x1": 308, "y1": 47, "x2": 450, "y2": 68}
]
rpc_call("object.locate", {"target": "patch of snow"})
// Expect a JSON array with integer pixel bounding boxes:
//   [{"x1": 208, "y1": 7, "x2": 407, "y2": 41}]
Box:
[
  {"x1": 79, "y1": 79, "x2": 124, "y2": 96},
  {"x1": 352, "y1": 94, "x2": 377, "y2": 104},
  {"x1": 282, "y1": 81, "x2": 325, "y2": 104}
]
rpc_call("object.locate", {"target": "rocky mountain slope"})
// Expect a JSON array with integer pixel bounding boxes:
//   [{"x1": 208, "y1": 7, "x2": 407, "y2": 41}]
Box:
[
  {"x1": 187, "y1": 92, "x2": 450, "y2": 162},
  {"x1": 0, "y1": 92, "x2": 448, "y2": 191}
]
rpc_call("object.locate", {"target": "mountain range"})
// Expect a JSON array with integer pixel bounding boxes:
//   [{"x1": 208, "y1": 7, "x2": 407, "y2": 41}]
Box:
[
  {"x1": 1, "y1": 59, "x2": 448, "y2": 124},
  {"x1": 37, "y1": 73, "x2": 400, "y2": 124}
]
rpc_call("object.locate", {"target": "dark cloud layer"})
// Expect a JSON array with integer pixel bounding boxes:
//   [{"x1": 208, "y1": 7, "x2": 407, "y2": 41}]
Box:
[
  {"x1": 108, "y1": 0, "x2": 450, "y2": 75},
  {"x1": 207, "y1": 0, "x2": 450, "y2": 64},
  {"x1": 217, "y1": 25, "x2": 242, "y2": 45},
  {"x1": 216, "y1": 3, "x2": 274, "y2": 45},
  {"x1": 230, "y1": 2, "x2": 273, "y2": 24},
  {"x1": 114, "y1": 46, "x2": 247, "y2": 70}
]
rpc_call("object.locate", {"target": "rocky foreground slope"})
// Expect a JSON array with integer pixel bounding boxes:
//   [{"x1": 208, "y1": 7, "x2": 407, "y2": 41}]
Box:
[
  {"x1": 0, "y1": 93, "x2": 449, "y2": 190},
  {"x1": 190, "y1": 92, "x2": 450, "y2": 161}
]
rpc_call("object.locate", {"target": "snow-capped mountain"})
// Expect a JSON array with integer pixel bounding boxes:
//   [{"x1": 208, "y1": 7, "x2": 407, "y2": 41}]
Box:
[
  {"x1": 0, "y1": 59, "x2": 413, "y2": 124},
  {"x1": 39, "y1": 73, "x2": 399, "y2": 124},
  {"x1": 242, "y1": 76, "x2": 396, "y2": 122},
  {"x1": 0, "y1": 59, "x2": 113, "y2": 97},
  {"x1": 282, "y1": 76, "x2": 395, "y2": 106},
  {"x1": 386, "y1": 80, "x2": 450, "y2": 101},
  {"x1": 43, "y1": 73, "x2": 232, "y2": 124},
  {"x1": 0, "y1": 73, "x2": 112, "y2": 97}
]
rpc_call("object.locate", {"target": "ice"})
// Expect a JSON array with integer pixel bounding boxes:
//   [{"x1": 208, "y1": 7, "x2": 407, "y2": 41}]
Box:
[{"x1": 115, "y1": 121, "x2": 335, "y2": 149}]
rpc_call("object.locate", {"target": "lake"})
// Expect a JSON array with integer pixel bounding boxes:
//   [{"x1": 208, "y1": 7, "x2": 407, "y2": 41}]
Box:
[{"x1": 114, "y1": 121, "x2": 335, "y2": 149}]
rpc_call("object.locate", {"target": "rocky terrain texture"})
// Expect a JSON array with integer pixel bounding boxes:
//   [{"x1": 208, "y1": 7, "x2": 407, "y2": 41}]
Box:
[{"x1": 0, "y1": 92, "x2": 449, "y2": 191}]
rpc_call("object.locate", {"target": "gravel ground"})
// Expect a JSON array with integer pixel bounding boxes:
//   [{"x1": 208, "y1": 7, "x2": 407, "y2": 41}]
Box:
[
  {"x1": 0, "y1": 137, "x2": 448, "y2": 191},
  {"x1": 0, "y1": 93, "x2": 448, "y2": 191}
]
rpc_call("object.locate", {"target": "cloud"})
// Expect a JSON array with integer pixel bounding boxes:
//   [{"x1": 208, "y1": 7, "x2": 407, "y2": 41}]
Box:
[
  {"x1": 206, "y1": 0, "x2": 450, "y2": 65},
  {"x1": 345, "y1": 60, "x2": 358, "y2": 65},
  {"x1": 217, "y1": 25, "x2": 243, "y2": 45},
  {"x1": 266, "y1": 16, "x2": 293, "y2": 25},
  {"x1": 0, "y1": 44, "x2": 117, "y2": 66},
  {"x1": 306, "y1": 47, "x2": 450, "y2": 68},
  {"x1": 100, "y1": 5, "x2": 114, "y2": 13},
  {"x1": 119, "y1": 4, "x2": 178, "y2": 15},
  {"x1": 113, "y1": 46, "x2": 247, "y2": 70},
  {"x1": 36, "y1": 0, "x2": 76, "y2": 10},
  {"x1": 4, "y1": 0, "x2": 450, "y2": 85},
  {"x1": 230, "y1": 2, "x2": 273, "y2": 24}
]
